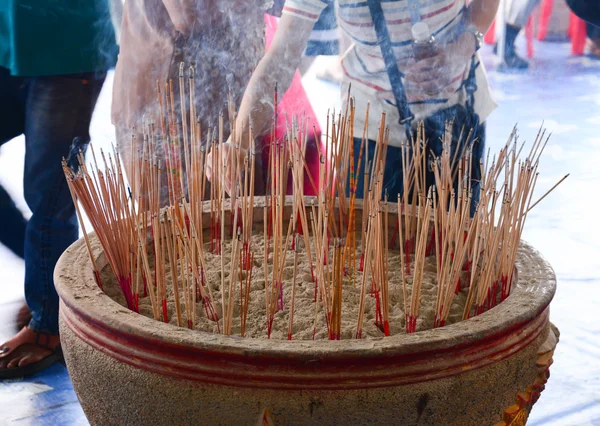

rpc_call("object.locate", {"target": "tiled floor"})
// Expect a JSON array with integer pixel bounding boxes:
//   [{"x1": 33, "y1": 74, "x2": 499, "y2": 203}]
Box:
[{"x1": 1, "y1": 40, "x2": 599, "y2": 425}]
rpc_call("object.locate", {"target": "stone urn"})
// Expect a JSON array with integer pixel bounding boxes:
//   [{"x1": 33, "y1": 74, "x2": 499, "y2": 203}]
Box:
[{"x1": 55, "y1": 202, "x2": 559, "y2": 426}]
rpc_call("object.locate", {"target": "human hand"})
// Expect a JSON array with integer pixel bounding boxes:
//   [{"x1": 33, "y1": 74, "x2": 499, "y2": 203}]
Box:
[
  {"x1": 404, "y1": 32, "x2": 477, "y2": 101},
  {"x1": 205, "y1": 141, "x2": 249, "y2": 197}
]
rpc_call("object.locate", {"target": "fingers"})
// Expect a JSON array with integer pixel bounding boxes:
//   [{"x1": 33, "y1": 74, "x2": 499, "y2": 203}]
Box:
[
  {"x1": 206, "y1": 142, "x2": 249, "y2": 197},
  {"x1": 205, "y1": 150, "x2": 213, "y2": 182},
  {"x1": 405, "y1": 79, "x2": 446, "y2": 98},
  {"x1": 405, "y1": 55, "x2": 444, "y2": 75}
]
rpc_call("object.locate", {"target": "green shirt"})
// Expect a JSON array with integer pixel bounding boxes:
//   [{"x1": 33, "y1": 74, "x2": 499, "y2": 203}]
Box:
[{"x1": 0, "y1": 0, "x2": 118, "y2": 77}]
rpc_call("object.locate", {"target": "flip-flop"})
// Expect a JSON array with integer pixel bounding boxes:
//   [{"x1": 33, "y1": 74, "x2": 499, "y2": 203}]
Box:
[{"x1": 0, "y1": 328, "x2": 63, "y2": 379}]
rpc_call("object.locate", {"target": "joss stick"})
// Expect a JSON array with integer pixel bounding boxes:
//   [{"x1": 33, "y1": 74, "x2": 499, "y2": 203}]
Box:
[
  {"x1": 241, "y1": 252, "x2": 254, "y2": 337},
  {"x1": 63, "y1": 162, "x2": 103, "y2": 290},
  {"x1": 407, "y1": 194, "x2": 431, "y2": 333},
  {"x1": 355, "y1": 212, "x2": 375, "y2": 339},
  {"x1": 330, "y1": 239, "x2": 343, "y2": 340},
  {"x1": 524, "y1": 173, "x2": 569, "y2": 215},
  {"x1": 152, "y1": 215, "x2": 166, "y2": 322},
  {"x1": 463, "y1": 210, "x2": 483, "y2": 320},
  {"x1": 210, "y1": 140, "x2": 216, "y2": 252},
  {"x1": 288, "y1": 235, "x2": 299, "y2": 340},
  {"x1": 138, "y1": 225, "x2": 159, "y2": 320},
  {"x1": 382, "y1": 195, "x2": 390, "y2": 335},
  {"x1": 396, "y1": 197, "x2": 408, "y2": 329},
  {"x1": 225, "y1": 226, "x2": 241, "y2": 335},
  {"x1": 275, "y1": 215, "x2": 294, "y2": 309},
  {"x1": 159, "y1": 218, "x2": 169, "y2": 323},
  {"x1": 181, "y1": 201, "x2": 216, "y2": 322},
  {"x1": 178, "y1": 63, "x2": 190, "y2": 197},
  {"x1": 220, "y1": 136, "x2": 226, "y2": 331},
  {"x1": 164, "y1": 212, "x2": 182, "y2": 326},
  {"x1": 175, "y1": 235, "x2": 190, "y2": 329},
  {"x1": 309, "y1": 211, "x2": 322, "y2": 338},
  {"x1": 157, "y1": 81, "x2": 166, "y2": 138},
  {"x1": 263, "y1": 205, "x2": 270, "y2": 337},
  {"x1": 239, "y1": 245, "x2": 244, "y2": 333}
]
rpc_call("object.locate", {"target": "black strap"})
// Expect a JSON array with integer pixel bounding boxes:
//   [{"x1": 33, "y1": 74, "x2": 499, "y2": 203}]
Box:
[{"x1": 366, "y1": 0, "x2": 413, "y2": 140}]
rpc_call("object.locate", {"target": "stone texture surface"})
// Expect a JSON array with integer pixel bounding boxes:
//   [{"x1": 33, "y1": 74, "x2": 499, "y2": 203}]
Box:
[{"x1": 60, "y1": 316, "x2": 549, "y2": 426}]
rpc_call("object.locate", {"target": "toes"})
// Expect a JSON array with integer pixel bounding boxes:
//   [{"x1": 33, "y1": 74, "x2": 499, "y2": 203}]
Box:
[
  {"x1": 18, "y1": 355, "x2": 37, "y2": 367},
  {"x1": 7, "y1": 356, "x2": 21, "y2": 369}
]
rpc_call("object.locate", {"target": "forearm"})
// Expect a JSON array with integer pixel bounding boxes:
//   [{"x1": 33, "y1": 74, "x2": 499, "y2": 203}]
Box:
[
  {"x1": 235, "y1": 13, "x2": 315, "y2": 150},
  {"x1": 442, "y1": 0, "x2": 499, "y2": 58},
  {"x1": 235, "y1": 51, "x2": 301, "y2": 149},
  {"x1": 466, "y1": 0, "x2": 500, "y2": 33}
]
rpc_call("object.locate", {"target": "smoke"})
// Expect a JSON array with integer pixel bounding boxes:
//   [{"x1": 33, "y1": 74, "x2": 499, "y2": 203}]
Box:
[
  {"x1": 111, "y1": 1, "x2": 280, "y2": 137},
  {"x1": 91, "y1": 0, "x2": 119, "y2": 72}
]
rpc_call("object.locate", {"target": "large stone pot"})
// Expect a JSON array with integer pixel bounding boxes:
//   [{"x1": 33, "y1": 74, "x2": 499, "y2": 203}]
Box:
[{"x1": 55, "y1": 203, "x2": 559, "y2": 426}]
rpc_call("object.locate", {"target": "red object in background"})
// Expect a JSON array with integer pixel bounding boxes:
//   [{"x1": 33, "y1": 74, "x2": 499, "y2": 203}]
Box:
[
  {"x1": 537, "y1": 0, "x2": 554, "y2": 41},
  {"x1": 570, "y1": 13, "x2": 587, "y2": 55},
  {"x1": 537, "y1": 0, "x2": 586, "y2": 56},
  {"x1": 484, "y1": 20, "x2": 496, "y2": 45},
  {"x1": 526, "y1": 17, "x2": 535, "y2": 58},
  {"x1": 262, "y1": 14, "x2": 323, "y2": 196}
]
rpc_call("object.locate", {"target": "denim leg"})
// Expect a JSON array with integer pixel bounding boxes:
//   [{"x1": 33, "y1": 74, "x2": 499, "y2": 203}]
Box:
[
  {"x1": 0, "y1": 67, "x2": 28, "y2": 258},
  {"x1": 348, "y1": 123, "x2": 485, "y2": 214},
  {"x1": 469, "y1": 123, "x2": 486, "y2": 215},
  {"x1": 348, "y1": 138, "x2": 406, "y2": 202},
  {"x1": 23, "y1": 73, "x2": 105, "y2": 334},
  {"x1": 0, "y1": 67, "x2": 26, "y2": 145},
  {"x1": 0, "y1": 185, "x2": 27, "y2": 259}
]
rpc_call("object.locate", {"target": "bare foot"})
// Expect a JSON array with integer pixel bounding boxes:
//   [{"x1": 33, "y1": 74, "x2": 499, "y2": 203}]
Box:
[
  {"x1": 0, "y1": 327, "x2": 60, "y2": 371},
  {"x1": 16, "y1": 303, "x2": 31, "y2": 330}
]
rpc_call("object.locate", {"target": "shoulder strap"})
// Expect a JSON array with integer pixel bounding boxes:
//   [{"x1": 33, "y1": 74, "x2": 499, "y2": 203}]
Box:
[{"x1": 366, "y1": 0, "x2": 413, "y2": 138}]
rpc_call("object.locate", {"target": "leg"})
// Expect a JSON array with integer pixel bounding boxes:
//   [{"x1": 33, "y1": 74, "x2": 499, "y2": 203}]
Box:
[
  {"x1": 0, "y1": 72, "x2": 105, "y2": 377},
  {"x1": 0, "y1": 66, "x2": 26, "y2": 145},
  {"x1": 498, "y1": 0, "x2": 542, "y2": 69},
  {"x1": 348, "y1": 138, "x2": 405, "y2": 202},
  {"x1": 0, "y1": 185, "x2": 27, "y2": 259},
  {"x1": 23, "y1": 73, "x2": 105, "y2": 335},
  {"x1": 0, "y1": 67, "x2": 28, "y2": 258},
  {"x1": 469, "y1": 123, "x2": 486, "y2": 216}
]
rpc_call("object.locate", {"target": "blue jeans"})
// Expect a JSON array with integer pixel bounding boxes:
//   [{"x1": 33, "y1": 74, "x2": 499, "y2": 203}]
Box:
[
  {"x1": 0, "y1": 66, "x2": 105, "y2": 335},
  {"x1": 0, "y1": 184, "x2": 27, "y2": 259},
  {"x1": 349, "y1": 124, "x2": 486, "y2": 215}
]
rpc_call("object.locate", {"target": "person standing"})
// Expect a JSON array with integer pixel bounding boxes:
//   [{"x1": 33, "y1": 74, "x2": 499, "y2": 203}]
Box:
[
  {"x1": 0, "y1": 0, "x2": 118, "y2": 378},
  {"x1": 208, "y1": 0, "x2": 498, "y2": 213},
  {"x1": 112, "y1": 0, "x2": 273, "y2": 202},
  {"x1": 496, "y1": 0, "x2": 540, "y2": 70}
]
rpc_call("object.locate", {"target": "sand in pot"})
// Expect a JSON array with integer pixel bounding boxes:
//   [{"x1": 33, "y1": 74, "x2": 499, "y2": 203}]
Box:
[{"x1": 101, "y1": 226, "x2": 482, "y2": 340}]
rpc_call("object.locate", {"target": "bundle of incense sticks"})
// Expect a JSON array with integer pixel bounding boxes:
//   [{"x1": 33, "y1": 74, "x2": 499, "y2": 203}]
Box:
[{"x1": 63, "y1": 62, "x2": 568, "y2": 339}]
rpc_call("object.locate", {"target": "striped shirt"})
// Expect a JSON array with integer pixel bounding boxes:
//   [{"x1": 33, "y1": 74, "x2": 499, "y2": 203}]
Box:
[{"x1": 283, "y1": 0, "x2": 497, "y2": 146}]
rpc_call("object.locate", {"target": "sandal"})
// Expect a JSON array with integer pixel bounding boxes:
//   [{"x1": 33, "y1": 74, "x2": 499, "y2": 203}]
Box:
[{"x1": 0, "y1": 326, "x2": 63, "y2": 379}]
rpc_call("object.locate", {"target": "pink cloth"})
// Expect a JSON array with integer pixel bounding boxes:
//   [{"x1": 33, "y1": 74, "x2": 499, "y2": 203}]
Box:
[{"x1": 263, "y1": 14, "x2": 322, "y2": 196}]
